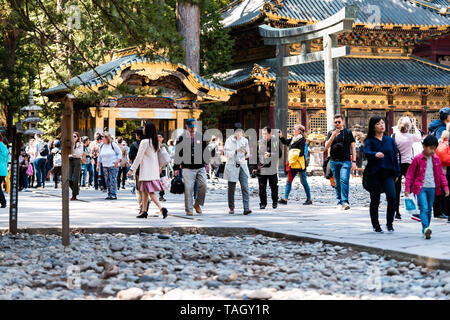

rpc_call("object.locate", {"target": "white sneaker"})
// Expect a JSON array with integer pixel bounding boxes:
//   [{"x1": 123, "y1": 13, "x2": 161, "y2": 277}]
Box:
[{"x1": 342, "y1": 204, "x2": 350, "y2": 210}]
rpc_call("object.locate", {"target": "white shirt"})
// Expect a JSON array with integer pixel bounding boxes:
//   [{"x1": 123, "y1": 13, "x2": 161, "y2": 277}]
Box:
[{"x1": 98, "y1": 142, "x2": 121, "y2": 167}]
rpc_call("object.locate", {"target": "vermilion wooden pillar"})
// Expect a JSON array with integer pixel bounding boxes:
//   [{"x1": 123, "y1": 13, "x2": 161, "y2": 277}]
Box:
[
  {"x1": 301, "y1": 108, "x2": 307, "y2": 129},
  {"x1": 269, "y1": 105, "x2": 276, "y2": 129},
  {"x1": 388, "y1": 109, "x2": 394, "y2": 135},
  {"x1": 422, "y1": 110, "x2": 428, "y2": 133},
  {"x1": 255, "y1": 108, "x2": 260, "y2": 136}
]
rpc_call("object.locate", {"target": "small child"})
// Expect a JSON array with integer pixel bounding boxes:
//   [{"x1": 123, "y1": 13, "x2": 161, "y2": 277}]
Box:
[{"x1": 405, "y1": 135, "x2": 449, "y2": 239}]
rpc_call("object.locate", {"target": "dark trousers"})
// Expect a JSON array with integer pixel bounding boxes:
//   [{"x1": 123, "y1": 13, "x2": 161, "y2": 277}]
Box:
[
  {"x1": 52, "y1": 166, "x2": 61, "y2": 188},
  {"x1": 442, "y1": 167, "x2": 450, "y2": 220},
  {"x1": 0, "y1": 176, "x2": 6, "y2": 206},
  {"x1": 69, "y1": 158, "x2": 82, "y2": 196},
  {"x1": 433, "y1": 167, "x2": 450, "y2": 218},
  {"x1": 19, "y1": 168, "x2": 28, "y2": 190},
  {"x1": 160, "y1": 169, "x2": 166, "y2": 198},
  {"x1": 369, "y1": 174, "x2": 396, "y2": 229},
  {"x1": 395, "y1": 163, "x2": 410, "y2": 216},
  {"x1": 258, "y1": 174, "x2": 278, "y2": 206},
  {"x1": 433, "y1": 188, "x2": 448, "y2": 218},
  {"x1": 117, "y1": 166, "x2": 128, "y2": 188}
]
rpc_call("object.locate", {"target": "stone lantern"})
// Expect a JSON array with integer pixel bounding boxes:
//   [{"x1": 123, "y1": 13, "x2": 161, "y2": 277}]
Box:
[
  {"x1": 21, "y1": 89, "x2": 43, "y2": 137},
  {"x1": 306, "y1": 129, "x2": 327, "y2": 175}
]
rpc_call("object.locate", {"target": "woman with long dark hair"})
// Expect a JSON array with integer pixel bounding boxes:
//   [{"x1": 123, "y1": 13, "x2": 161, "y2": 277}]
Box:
[
  {"x1": 127, "y1": 122, "x2": 168, "y2": 219},
  {"x1": 363, "y1": 116, "x2": 400, "y2": 233},
  {"x1": 69, "y1": 132, "x2": 83, "y2": 200}
]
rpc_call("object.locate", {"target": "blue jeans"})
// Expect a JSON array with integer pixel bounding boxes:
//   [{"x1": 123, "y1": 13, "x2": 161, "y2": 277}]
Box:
[
  {"x1": 34, "y1": 157, "x2": 47, "y2": 186},
  {"x1": 417, "y1": 187, "x2": 435, "y2": 233},
  {"x1": 330, "y1": 160, "x2": 351, "y2": 205},
  {"x1": 103, "y1": 167, "x2": 118, "y2": 198},
  {"x1": 284, "y1": 169, "x2": 311, "y2": 200},
  {"x1": 81, "y1": 162, "x2": 94, "y2": 187}
]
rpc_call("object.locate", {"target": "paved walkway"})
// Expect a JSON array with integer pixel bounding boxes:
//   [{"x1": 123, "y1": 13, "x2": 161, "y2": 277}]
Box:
[{"x1": 1, "y1": 180, "x2": 449, "y2": 265}]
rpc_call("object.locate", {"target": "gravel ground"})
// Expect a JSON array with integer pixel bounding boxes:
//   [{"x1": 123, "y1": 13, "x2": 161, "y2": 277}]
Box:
[
  {"x1": 0, "y1": 232, "x2": 449, "y2": 300},
  {"x1": 207, "y1": 175, "x2": 384, "y2": 208}
]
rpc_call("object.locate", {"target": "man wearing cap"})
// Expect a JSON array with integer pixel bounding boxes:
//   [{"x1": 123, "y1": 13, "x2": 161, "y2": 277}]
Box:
[
  {"x1": 174, "y1": 118, "x2": 212, "y2": 216},
  {"x1": 428, "y1": 107, "x2": 450, "y2": 140}
]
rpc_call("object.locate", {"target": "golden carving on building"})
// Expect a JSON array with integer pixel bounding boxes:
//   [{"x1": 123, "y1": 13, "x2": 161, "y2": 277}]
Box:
[
  {"x1": 261, "y1": 0, "x2": 284, "y2": 14},
  {"x1": 250, "y1": 64, "x2": 270, "y2": 77}
]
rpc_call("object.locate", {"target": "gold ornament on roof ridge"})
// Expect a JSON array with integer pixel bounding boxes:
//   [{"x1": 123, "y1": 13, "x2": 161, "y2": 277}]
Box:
[
  {"x1": 250, "y1": 64, "x2": 270, "y2": 77},
  {"x1": 261, "y1": 0, "x2": 284, "y2": 14}
]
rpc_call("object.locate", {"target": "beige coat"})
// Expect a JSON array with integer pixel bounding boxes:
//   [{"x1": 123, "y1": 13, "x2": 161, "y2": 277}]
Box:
[
  {"x1": 130, "y1": 139, "x2": 160, "y2": 181},
  {"x1": 223, "y1": 135, "x2": 250, "y2": 182}
]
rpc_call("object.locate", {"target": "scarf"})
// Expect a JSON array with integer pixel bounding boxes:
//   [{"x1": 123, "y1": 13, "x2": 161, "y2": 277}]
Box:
[{"x1": 290, "y1": 134, "x2": 302, "y2": 146}]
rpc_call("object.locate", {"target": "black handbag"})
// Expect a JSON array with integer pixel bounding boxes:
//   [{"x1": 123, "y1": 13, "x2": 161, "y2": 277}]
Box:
[
  {"x1": 323, "y1": 156, "x2": 333, "y2": 179},
  {"x1": 170, "y1": 177, "x2": 185, "y2": 194}
]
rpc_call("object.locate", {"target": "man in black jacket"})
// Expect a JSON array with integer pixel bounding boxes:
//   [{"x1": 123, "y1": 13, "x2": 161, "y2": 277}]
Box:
[
  {"x1": 174, "y1": 119, "x2": 213, "y2": 216},
  {"x1": 255, "y1": 126, "x2": 282, "y2": 209},
  {"x1": 129, "y1": 127, "x2": 145, "y2": 213}
]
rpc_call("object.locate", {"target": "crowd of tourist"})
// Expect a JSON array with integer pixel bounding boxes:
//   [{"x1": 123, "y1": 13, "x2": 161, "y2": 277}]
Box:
[{"x1": 2, "y1": 108, "x2": 450, "y2": 240}]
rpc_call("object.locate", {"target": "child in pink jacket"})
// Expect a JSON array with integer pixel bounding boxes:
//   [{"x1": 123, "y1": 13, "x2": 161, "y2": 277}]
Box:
[{"x1": 405, "y1": 135, "x2": 449, "y2": 239}]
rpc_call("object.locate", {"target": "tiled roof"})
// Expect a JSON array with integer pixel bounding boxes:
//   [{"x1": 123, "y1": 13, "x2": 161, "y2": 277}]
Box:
[
  {"x1": 42, "y1": 54, "x2": 234, "y2": 97},
  {"x1": 411, "y1": 0, "x2": 449, "y2": 10},
  {"x1": 222, "y1": 0, "x2": 450, "y2": 28},
  {"x1": 222, "y1": 56, "x2": 450, "y2": 87}
]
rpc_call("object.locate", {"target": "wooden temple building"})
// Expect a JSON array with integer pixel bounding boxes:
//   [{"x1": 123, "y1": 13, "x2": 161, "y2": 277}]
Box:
[
  {"x1": 219, "y1": 0, "x2": 450, "y2": 135},
  {"x1": 42, "y1": 48, "x2": 235, "y2": 139}
]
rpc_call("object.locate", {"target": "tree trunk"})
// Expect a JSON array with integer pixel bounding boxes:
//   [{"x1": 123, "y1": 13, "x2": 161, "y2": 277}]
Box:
[
  {"x1": 176, "y1": 1, "x2": 200, "y2": 74},
  {"x1": 5, "y1": 28, "x2": 18, "y2": 141}
]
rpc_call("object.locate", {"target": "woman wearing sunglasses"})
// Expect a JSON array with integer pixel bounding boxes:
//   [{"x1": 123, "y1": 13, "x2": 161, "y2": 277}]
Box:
[{"x1": 69, "y1": 132, "x2": 83, "y2": 200}]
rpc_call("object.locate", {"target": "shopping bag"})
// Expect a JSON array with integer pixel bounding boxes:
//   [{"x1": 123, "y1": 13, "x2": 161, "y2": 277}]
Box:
[
  {"x1": 404, "y1": 194, "x2": 418, "y2": 215},
  {"x1": 160, "y1": 171, "x2": 171, "y2": 190}
]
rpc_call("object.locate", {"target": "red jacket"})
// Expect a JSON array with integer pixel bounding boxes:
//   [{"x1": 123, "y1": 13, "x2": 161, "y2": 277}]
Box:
[
  {"x1": 436, "y1": 140, "x2": 450, "y2": 167},
  {"x1": 405, "y1": 153, "x2": 449, "y2": 196}
]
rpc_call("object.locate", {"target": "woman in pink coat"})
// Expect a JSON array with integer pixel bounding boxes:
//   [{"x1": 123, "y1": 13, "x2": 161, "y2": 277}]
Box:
[
  {"x1": 405, "y1": 135, "x2": 449, "y2": 239},
  {"x1": 127, "y1": 122, "x2": 168, "y2": 219}
]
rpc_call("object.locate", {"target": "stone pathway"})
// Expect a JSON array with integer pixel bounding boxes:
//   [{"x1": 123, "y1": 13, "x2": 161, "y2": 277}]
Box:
[{"x1": 0, "y1": 176, "x2": 449, "y2": 264}]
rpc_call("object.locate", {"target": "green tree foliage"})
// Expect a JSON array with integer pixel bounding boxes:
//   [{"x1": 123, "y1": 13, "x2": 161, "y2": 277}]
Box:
[
  {"x1": 1, "y1": 0, "x2": 234, "y2": 138},
  {"x1": 0, "y1": 0, "x2": 40, "y2": 139},
  {"x1": 198, "y1": 0, "x2": 234, "y2": 128}
]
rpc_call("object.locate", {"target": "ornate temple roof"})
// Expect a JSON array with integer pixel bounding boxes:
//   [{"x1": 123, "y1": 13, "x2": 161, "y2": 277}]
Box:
[
  {"x1": 222, "y1": 55, "x2": 450, "y2": 88},
  {"x1": 222, "y1": 0, "x2": 450, "y2": 29},
  {"x1": 42, "y1": 53, "x2": 235, "y2": 102},
  {"x1": 410, "y1": 0, "x2": 449, "y2": 14}
]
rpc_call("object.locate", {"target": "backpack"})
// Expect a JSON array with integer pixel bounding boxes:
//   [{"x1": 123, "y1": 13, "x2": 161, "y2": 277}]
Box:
[
  {"x1": 437, "y1": 141, "x2": 450, "y2": 167},
  {"x1": 391, "y1": 133, "x2": 402, "y2": 164},
  {"x1": 38, "y1": 142, "x2": 49, "y2": 157},
  {"x1": 322, "y1": 156, "x2": 333, "y2": 179},
  {"x1": 304, "y1": 142, "x2": 310, "y2": 168},
  {"x1": 53, "y1": 149, "x2": 62, "y2": 167}
]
